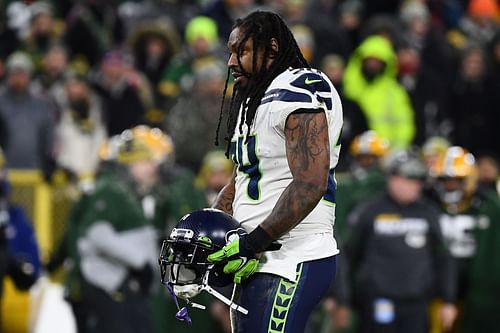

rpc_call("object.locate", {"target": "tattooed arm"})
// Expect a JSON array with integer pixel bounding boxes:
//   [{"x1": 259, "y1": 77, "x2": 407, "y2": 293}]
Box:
[
  {"x1": 212, "y1": 167, "x2": 236, "y2": 215},
  {"x1": 260, "y1": 110, "x2": 330, "y2": 240}
]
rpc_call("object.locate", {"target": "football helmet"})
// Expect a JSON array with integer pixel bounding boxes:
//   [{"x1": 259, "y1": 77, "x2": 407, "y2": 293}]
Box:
[
  {"x1": 117, "y1": 126, "x2": 174, "y2": 164},
  {"x1": 349, "y1": 130, "x2": 389, "y2": 158},
  {"x1": 128, "y1": 125, "x2": 174, "y2": 163},
  {"x1": 430, "y1": 146, "x2": 478, "y2": 210},
  {"x1": 98, "y1": 134, "x2": 123, "y2": 161},
  {"x1": 421, "y1": 136, "x2": 450, "y2": 169},
  {"x1": 159, "y1": 208, "x2": 248, "y2": 318}
]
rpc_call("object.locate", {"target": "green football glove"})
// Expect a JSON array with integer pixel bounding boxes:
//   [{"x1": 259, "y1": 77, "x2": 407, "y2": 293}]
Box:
[{"x1": 207, "y1": 231, "x2": 259, "y2": 284}]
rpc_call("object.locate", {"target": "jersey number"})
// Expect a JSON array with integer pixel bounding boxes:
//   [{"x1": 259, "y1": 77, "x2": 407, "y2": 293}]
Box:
[
  {"x1": 231, "y1": 135, "x2": 337, "y2": 204},
  {"x1": 231, "y1": 135, "x2": 262, "y2": 201}
]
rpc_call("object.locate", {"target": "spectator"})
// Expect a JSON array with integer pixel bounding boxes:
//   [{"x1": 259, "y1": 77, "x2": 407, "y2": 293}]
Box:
[
  {"x1": 0, "y1": 51, "x2": 56, "y2": 174},
  {"x1": 158, "y1": 15, "x2": 225, "y2": 112},
  {"x1": 359, "y1": 13, "x2": 402, "y2": 46},
  {"x1": 335, "y1": 0, "x2": 365, "y2": 57},
  {"x1": 64, "y1": 0, "x2": 125, "y2": 67},
  {"x1": 202, "y1": 0, "x2": 256, "y2": 41},
  {"x1": 398, "y1": 0, "x2": 456, "y2": 81},
  {"x1": 485, "y1": 31, "x2": 500, "y2": 154},
  {"x1": 0, "y1": 2, "x2": 23, "y2": 61},
  {"x1": 128, "y1": 18, "x2": 182, "y2": 106},
  {"x1": 457, "y1": 0, "x2": 500, "y2": 48},
  {"x1": 91, "y1": 50, "x2": 147, "y2": 136},
  {"x1": 345, "y1": 149, "x2": 457, "y2": 333},
  {"x1": 343, "y1": 35, "x2": 416, "y2": 149},
  {"x1": 279, "y1": 0, "x2": 352, "y2": 64},
  {"x1": 32, "y1": 43, "x2": 70, "y2": 112},
  {"x1": 0, "y1": 147, "x2": 41, "y2": 326},
  {"x1": 166, "y1": 58, "x2": 229, "y2": 172},
  {"x1": 450, "y1": 45, "x2": 497, "y2": 155},
  {"x1": 320, "y1": 53, "x2": 368, "y2": 162},
  {"x1": 299, "y1": 0, "x2": 354, "y2": 61},
  {"x1": 396, "y1": 42, "x2": 452, "y2": 145},
  {"x1": 487, "y1": 30, "x2": 500, "y2": 86},
  {"x1": 116, "y1": 0, "x2": 201, "y2": 38},
  {"x1": 476, "y1": 153, "x2": 499, "y2": 196},
  {"x1": 55, "y1": 73, "x2": 107, "y2": 181},
  {"x1": 290, "y1": 24, "x2": 316, "y2": 64},
  {"x1": 22, "y1": 1, "x2": 62, "y2": 72}
]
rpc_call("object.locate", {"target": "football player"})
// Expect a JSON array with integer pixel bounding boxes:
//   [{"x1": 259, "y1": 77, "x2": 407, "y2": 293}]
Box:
[
  {"x1": 429, "y1": 146, "x2": 500, "y2": 332},
  {"x1": 209, "y1": 10, "x2": 343, "y2": 333}
]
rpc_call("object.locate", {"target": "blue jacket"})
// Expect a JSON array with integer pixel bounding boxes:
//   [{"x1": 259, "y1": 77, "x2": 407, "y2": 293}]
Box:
[{"x1": 6, "y1": 205, "x2": 41, "y2": 278}]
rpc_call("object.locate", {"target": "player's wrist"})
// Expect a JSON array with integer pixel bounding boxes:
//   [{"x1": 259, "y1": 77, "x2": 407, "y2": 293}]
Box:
[{"x1": 246, "y1": 226, "x2": 274, "y2": 253}]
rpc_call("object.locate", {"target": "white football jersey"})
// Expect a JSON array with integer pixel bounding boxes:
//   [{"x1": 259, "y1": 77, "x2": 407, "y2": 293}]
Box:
[{"x1": 231, "y1": 67, "x2": 343, "y2": 282}]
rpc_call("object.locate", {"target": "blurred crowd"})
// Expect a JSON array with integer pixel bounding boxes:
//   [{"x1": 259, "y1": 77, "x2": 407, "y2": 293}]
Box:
[{"x1": 0, "y1": 0, "x2": 499, "y2": 332}]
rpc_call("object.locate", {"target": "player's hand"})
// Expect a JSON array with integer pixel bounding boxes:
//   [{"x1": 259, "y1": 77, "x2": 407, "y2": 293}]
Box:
[
  {"x1": 440, "y1": 303, "x2": 457, "y2": 331},
  {"x1": 207, "y1": 230, "x2": 259, "y2": 284},
  {"x1": 323, "y1": 297, "x2": 351, "y2": 330}
]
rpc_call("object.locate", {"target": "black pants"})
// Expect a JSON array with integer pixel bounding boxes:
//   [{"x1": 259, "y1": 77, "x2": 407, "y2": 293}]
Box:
[
  {"x1": 358, "y1": 297, "x2": 429, "y2": 333},
  {"x1": 83, "y1": 279, "x2": 153, "y2": 333}
]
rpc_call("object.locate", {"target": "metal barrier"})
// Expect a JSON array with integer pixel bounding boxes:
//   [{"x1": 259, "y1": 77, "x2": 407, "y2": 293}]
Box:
[{"x1": 7, "y1": 169, "x2": 75, "y2": 261}]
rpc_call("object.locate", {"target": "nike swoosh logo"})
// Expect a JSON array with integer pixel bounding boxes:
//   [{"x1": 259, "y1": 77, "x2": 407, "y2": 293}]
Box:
[
  {"x1": 238, "y1": 257, "x2": 248, "y2": 270},
  {"x1": 305, "y1": 77, "x2": 322, "y2": 84}
]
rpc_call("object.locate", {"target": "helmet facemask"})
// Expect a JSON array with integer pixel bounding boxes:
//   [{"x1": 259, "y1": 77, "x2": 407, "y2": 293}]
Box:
[
  {"x1": 435, "y1": 177, "x2": 471, "y2": 213},
  {"x1": 158, "y1": 209, "x2": 250, "y2": 325},
  {"x1": 430, "y1": 147, "x2": 478, "y2": 213},
  {"x1": 159, "y1": 229, "x2": 216, "y2": 288}
]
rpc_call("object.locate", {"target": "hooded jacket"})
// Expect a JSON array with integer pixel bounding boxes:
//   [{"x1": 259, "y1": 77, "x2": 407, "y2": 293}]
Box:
[{"x1": 344, "y1": 36, "x2": 415, "y2": 148}]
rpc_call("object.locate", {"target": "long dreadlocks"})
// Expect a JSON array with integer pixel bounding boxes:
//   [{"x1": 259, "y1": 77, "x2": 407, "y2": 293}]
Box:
[{"x1": 214, "y1": 10, "x2": 310, "y2": 157}]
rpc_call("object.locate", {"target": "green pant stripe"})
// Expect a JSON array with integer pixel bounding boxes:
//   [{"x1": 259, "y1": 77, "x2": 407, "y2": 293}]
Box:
[{"x1": 267, "y1": 264, "x2": 304, "y2": 333}]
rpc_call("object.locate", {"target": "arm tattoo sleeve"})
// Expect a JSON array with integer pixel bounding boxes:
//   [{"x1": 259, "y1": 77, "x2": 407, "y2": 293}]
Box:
[{"x1": 261, "y1": 111, "x2": 330, "y2": 239}]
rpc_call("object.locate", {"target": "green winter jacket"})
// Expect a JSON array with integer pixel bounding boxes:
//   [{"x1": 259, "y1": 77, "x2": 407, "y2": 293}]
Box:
[{"x1": 77, "y1": 167, "x2": 158, "y2": 295}]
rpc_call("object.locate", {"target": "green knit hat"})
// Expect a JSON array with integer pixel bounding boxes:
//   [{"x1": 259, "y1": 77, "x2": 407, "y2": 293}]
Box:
[{"x1": 185, "y1": 16, "x2": 219, "y2": 46}]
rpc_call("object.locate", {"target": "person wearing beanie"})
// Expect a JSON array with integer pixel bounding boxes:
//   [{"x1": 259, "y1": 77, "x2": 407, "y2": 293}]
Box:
[
  {"x1": 0, "y1": 51, "x2": 56, "y2": 176},
  {"x1": 468, "y1": 0, "x2": 500, "y2": 20},
  {"x1": 158, "y1": 16, "x2": 225, "y2": 112},
  {"x1": 455, "y1": 0, "x2": 500, "y2": 48}
]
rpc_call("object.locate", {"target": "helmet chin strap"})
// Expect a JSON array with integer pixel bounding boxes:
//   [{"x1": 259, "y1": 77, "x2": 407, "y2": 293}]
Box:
[
  {"x1": 166, "y1": 283, "x2": 193, "y2": 325},
  {"x1": 166, "y1": 266, "x2": 248, "y2": 325}
]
